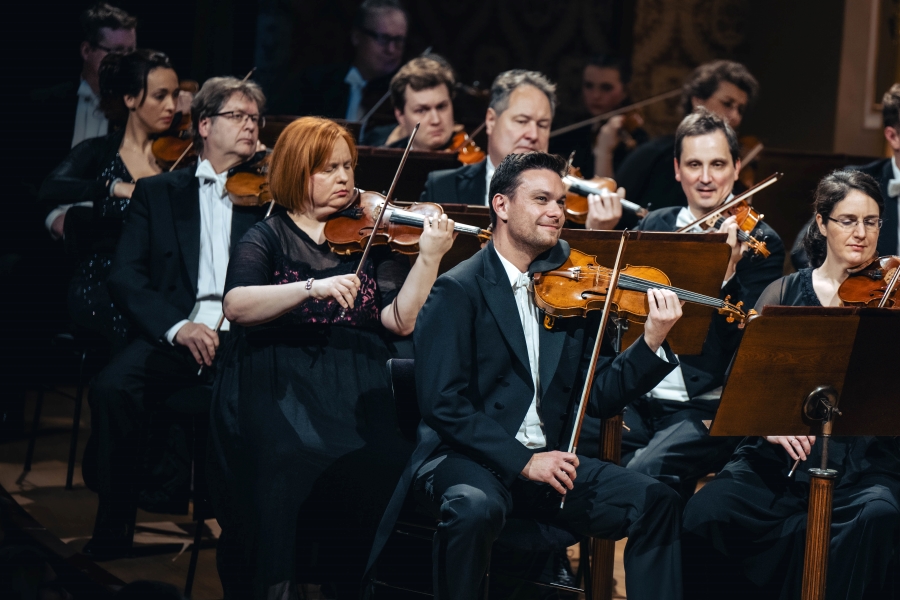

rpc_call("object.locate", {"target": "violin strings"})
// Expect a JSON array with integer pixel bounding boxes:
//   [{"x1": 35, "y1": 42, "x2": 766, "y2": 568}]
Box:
[{"x1": 617, "y1": 275, "x2": 723, "y2": 307}]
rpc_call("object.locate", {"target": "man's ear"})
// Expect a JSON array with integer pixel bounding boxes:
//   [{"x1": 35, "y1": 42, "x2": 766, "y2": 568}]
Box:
[
  {"x1": 673, "y1": 157, "x2": 682, "y2": 182},
  {"x1": 80, "y1": 41, "x2": 92, "y2": 62},
  {"x1": 485, "y1": 107, "x2": 497, "y2": 137},
  {"x1": 197, "y1": 117, "x2": 211, "y2": 140},
  {"x1": 884, "y1": 126, "x2": 900, "y2": 152},
  {"x1": 492, "y1": 193, "x2": 509, "y2": 223},
  {"x1": 733, "y1": 158, "x2": 742, "y2": 181},
  {"x1": 394, "y1": 107, "x2": 404, "y2": 125}
]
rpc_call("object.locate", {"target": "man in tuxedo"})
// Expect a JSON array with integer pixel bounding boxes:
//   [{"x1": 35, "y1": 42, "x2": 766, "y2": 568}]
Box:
[
  {"x1": 586, "y1": 108, "x2": 784, "y2": 502},
  {"x1": 370, "y1": 152, "x2": 686, "y2": 599},
  {"x1": 615, "y1": 60, "x2": 759, "y2": 212},
  {"x1": 420, "y1": 69, "x2": 558, "y2": 207},
  {"x1": 791, "y1": 83, "x2": 900, "y2": 268},
  {"x1": 293, "y1": 0, "x2": 406, "y2": 121},
  {"x1": 82, "y1": 76, "x2": 270, "y2": 559}
]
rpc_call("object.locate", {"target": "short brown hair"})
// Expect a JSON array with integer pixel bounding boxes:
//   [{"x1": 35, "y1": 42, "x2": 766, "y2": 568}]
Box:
[
  {"x1": 81, "y1": 3, "x2": 136, "y2": 46},
  {"x1": 268, "y1": 117, "x2": 358, "y2": 214},
  {"x1": 390, "y1": 55, "x2": 456, "y2": 112},
  {"x1": 883, "y1": 83, "x2": 900, "y2": 129},
  {"x1": 674, "y1": 107, "x2": 740, "y2": 164},
  {"x1": 191, "y1": 77, "x2": 266, "y2": 152},
  {"x1": 681, "y1": 60, "x2": 758, "y2": 116}
]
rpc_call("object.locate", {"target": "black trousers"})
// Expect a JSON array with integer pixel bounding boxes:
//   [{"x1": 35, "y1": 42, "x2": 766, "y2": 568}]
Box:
[
  {"x1": 88, "y1": 336, "x2": 215, "y2": 539},
  {"x1": 683, "y1": 459, "x2": 900, "y2": 599},
  {"x1": 618, "y1": 396, "x2": 739, "y2": 502},
  {"x1": 413, "y1": 450, "x2": 683, "y2": 600}
]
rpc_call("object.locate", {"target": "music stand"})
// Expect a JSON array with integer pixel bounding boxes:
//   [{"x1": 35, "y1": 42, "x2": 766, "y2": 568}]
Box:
[
  {"x1": 355, "y1": 147, "x2": 461, "y2": 202},
  {"x1": 710, "y1": 306, "x2": 900, "y2": 600}
]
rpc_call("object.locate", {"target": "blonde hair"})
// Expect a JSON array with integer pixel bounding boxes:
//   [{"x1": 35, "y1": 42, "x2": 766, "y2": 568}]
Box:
[{"x1": 268, "y1": 117, "x2": 358, "y2": 213}]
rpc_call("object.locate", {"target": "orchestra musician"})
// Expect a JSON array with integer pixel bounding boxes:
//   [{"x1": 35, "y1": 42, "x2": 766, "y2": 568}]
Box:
[
  {"x1": 584, "y1": 108, "x2": 784, "y2": 502},
  {"x1": 363, "y1": 54, "x2": 457, "y2": 150},
  {"x1": 549, "y1": 54, "x2": 649, "y2": 179},
  {"x1": 683, "y1": 170, "x2": 900, "y2": 599},
  {"x1": 292, "y1": 0, "x2": 407, "y2": 121},
  {"x1": 791, "y1": 83, "x2": 900, "y2": 269},
  {"x1": 616, "y1": 60, "x2": 759, "y2": 211},
  {"x1": 82, "y1": 76, "x2": 270, "y2": 559},
  {"x1": 38, "y1": 50, "x2": 180, "y2": 351},
  {"x1": 207, "y1": 116, "x2": 455, "y2": 598},
  {"x1": 369, "y1": 152, "x2": 687, "y2": 600}
]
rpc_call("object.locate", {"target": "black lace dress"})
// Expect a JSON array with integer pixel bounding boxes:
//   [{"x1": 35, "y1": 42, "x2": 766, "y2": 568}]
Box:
[
  {"x1": 682, "y1": 268, "x2": 900, "y2": 599},
  {"x1": 208, "y1": 211, "x2": 414, "y2": 599},
  {"x1": 67, "y1": 153, "x2": 133, "y2": 350}
]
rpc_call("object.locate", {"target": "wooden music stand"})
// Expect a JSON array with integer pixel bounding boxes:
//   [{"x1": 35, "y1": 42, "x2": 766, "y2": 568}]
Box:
[
  {"x1": 710, "y1": 306, "x2": 900, "y2": 600},
  {"x1": 355, "y1": 147, "x2": 461, "y2": 202}
]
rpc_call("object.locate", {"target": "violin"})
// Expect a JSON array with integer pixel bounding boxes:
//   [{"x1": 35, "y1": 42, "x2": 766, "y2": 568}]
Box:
[
  {"x1": 838, "y1": 255, "x2": 900, "y2": 308},
  {"x1": 562, "y1": 167, "x2": 648, "y2": 225},
  {"x1": 676, "y1": 172, "x2": 784, "y2": 258},
  {"x1": 533, "y1": 248, "x2": 751, "y2": 325},
  {"x1": 323, "y1": 189, "x2": 491, "y2": 255},
  {"x1": 447, "y1": 122, "x2": 486, "y2": 165},
  {"x1": 151, "y1": 110, "x2": 196, "y2": 170},
  {"x1": 225, "y1": 150, "x2": 272, "y2": 207}
]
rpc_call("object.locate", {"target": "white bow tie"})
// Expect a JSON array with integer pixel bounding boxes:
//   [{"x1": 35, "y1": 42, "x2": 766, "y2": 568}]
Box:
[
  {"x1": 888, "y1": 178, "x2": 900, "y2": 198},
  {"x1": 512, "y1": 272, "x2": 531, "y2": 292},
  {"x1": 195, "y1": 160, "x2": 228, "y2": 198}
]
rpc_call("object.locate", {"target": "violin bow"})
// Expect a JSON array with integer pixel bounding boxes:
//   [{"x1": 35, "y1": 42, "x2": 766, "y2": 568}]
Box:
[
  {"x1": 549, "y1": 89, "x2": 681, "y2": 138},
  {"x1": 561, "y1": 229, "x2": 630, "y2": 508},
  {"x1": 877, "y1": 261, "x2": 900, "y2": 308},
  {"x1": 171, "y1": 68, "x2": 257, "y2": 172},
  {"x1": 676, "y1": 172, "x2": 783, "y2": 233},
  {"x1": 353, "y1": 122, "x2": 421, "y2": 278}
]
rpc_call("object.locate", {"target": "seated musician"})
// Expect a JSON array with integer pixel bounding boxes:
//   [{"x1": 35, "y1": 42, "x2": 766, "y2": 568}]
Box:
[
  {"x1": 208, "y1": 117, "x2": 455, "y2": 598},
  {"x1": 291, "y1": 0, "x2": 407, "y2": 120},
  {"x1": 38, "y1": 49, "x2": 179, "y2": 352},
  {"x1": 616, "y1": 60, "x2": 759, "y2": 211},
  {"x1": 682, "y1": 170, "x2": 900, "y2": 599},
  {"x1": 791, "y1": 83, "x2": 900, "y2": 268},
  {"x1": 370, "y1": 152, "x2": 686, "y2": 599},
  {"x1": 549, "y1": 54, "x2": 649, "y2": 179},
  {"x1": 584, "y1": 108, "x2": 784, "y2": 501},
  {"x1": 363, "y1": 54, "x2": 457, "y2": 150},
  {"x1": 82, "y1": 76, "x2": 270, "y2": 559}
]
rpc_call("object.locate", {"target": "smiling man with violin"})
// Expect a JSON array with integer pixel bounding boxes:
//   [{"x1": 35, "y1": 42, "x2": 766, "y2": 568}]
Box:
[
  {"x1": 584, "y1": 108, "x2": 784, "y2": 504},
  {"x1": 370, "y1": 152, "x2": 687, "y2": 599},
  {"x1": 82, "y1": 76, "x2": 271, "y2": 559}
]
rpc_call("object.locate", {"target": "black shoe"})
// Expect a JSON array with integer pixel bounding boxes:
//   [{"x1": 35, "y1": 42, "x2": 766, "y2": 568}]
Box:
[{"x1": 551, "y1": 549, "x2": 576, "y2": 587}]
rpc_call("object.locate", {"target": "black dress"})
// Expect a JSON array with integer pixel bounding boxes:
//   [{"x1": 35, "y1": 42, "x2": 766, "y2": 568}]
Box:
[
  {"x1": 39, "y1": 130, "x2": 133, "y2": 350},
  {"x1": 682, "y1": 268, "x2": 900, "y2": 599},
  {"x1": 208, "y1": 211, "x2": 413, "y2": 599}
]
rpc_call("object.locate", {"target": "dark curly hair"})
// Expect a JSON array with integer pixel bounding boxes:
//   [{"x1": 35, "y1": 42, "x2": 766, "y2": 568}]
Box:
[
  {"x1": 681, "y1": 60, "x2": 759, "y2": 117},
  {"x1": 803, "y1": 170, "x2": 884, "y2": 268},
  {"x1": 99, "y1": 49, "x2": 174, "y2": 127}
]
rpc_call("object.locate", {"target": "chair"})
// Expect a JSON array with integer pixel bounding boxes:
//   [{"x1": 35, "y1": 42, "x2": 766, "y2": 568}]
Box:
[
  {"x1": 164, "y1": 384, "x2": 214, "y2": 598},
  {"x1": 369, "y1": 358, "x2": 595, "y2": 599}
]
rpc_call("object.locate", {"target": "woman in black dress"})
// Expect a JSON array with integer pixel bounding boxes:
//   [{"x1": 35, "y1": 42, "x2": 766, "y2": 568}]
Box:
[
  {"x1": 39, "y1": 49, "x2": 180, "y2": 350},
  {"x1": 682, "y1": 170, "x2": 900, "y2": 599},
  {"x1": 208, "y1": 117, "x2": 456, "y2": 599}
]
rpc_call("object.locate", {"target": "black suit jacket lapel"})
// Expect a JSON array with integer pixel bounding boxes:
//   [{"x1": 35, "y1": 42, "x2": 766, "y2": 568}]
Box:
[
  {"x1": 171, "y1": 174, "x2": 201, "y2": 295},
  {"x1": 457, "y1": 160, "x2": 487, "y2": 206},
  {"x1": 879, "y1": 160, "x2": 899, "y2": 255},
  {"x1": 476, "y1": 244, "x2": 532, "y2": 378}
]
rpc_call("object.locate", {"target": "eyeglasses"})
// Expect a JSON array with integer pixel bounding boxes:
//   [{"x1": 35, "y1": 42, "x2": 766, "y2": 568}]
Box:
[
  {"x1": 92, "y1": 43, "x2": 136, "y2": 54},
  {"x1": 827, "y1": 216, "x2": 883, "y2": 231},
  {"x1": 359, "y1": 27, "x2": 406, "y2": 47},
  {"x1": 212, "y1": 111, "x2": 266, "y2": 128}
]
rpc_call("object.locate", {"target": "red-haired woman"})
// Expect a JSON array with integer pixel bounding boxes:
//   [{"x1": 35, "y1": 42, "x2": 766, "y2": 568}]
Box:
[{"x1": 208, "y1": 116, "x2": 455, "y2": 598}]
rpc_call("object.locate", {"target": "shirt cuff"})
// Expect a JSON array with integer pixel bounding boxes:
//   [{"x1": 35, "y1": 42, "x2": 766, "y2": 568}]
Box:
[
  {"x1": 44, "y1": 201, "x2": 94, "y2": 240},
  {"x1": 164, "y1": 320, "x2": 190, "y2": 345},
  {"x1": 654, "y1": 344, "x2": 670, "y2": 363}
]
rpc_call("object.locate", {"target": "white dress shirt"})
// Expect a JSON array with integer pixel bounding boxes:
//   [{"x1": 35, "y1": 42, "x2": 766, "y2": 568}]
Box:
[
  {"x1": 45, "y1": 80, "x2": 110, "y2": 237},
  {"x1": 891, "y1": 157, "x2": 900, "y2": 254},
  {"x1": 484, "y1": 158, "x2": 497, "y2": 206},
  {"x1": 344, "y1": 66, "x2": 367, "y2": 122},
  {"x1": 72, "y1": 79, "x2": 108, "y2": 148},
  {"x1": 645, "y1": 204, "x2": 728, "y2": 402},
  {"x1": 164, "y1": 160, "x2": 234, "y2": 343},
  {"x1": 494, "y1": 248, "x2": 547, "y2": 449}
]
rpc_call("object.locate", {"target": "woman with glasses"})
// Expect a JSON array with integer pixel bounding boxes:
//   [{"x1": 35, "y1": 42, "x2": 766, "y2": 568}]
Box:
[
  {"x1": 682, "y1": 170, "x2": 900, "y2": 599},
  {"x1": 39, "y1": 49, "x2": 179, "y2": 351},
  {"x1": 208, "y1": 116, "x2": 455, "y2": 598}
]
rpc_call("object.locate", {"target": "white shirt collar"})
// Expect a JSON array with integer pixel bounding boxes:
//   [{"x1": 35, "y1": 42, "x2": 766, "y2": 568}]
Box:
[
  {"x1": 678, "y1": 193, "x2": 735, "y2": 230},
  {"x1": 493, "y1": 245, "x2": 529, "y2": 287},
  {"x1": 195, "y1": 159, "x2": 229, "y2": 199},
  {"x1": 77, "y1": 78, "x2": 99, "y2": 102}
]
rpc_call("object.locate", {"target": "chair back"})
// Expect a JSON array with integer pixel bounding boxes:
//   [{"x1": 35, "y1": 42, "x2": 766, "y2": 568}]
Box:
[{"x1": 387, "y1": 359, "x2": 420, "y2": 443}]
